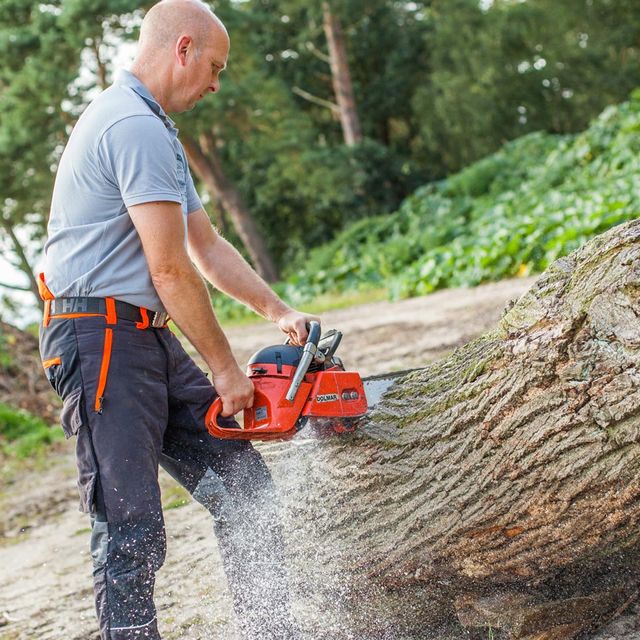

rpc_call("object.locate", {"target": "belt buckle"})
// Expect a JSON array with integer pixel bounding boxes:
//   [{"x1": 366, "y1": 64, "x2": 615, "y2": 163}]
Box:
[{"x1": 150, "y1": 311, "x2": 168, "y2": 328}]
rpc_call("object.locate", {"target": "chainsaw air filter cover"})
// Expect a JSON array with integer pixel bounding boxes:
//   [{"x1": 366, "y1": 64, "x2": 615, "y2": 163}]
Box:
[{"x1": 247, "y1": 345, "x2": 302, "y2": 375}]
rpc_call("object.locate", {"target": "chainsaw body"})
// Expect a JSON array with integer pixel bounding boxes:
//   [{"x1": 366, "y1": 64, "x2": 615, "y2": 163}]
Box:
[{"x1": 206, "y1": 323, "x2": 367, "y2": 441}]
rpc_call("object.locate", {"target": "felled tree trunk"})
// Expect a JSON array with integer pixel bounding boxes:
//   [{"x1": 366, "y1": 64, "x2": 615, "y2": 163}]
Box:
[{"x1": 275, "y1": 220, "x2": 640, "y2": 639}]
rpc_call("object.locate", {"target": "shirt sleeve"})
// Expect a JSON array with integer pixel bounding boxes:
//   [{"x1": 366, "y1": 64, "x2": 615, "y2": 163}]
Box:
[
  {"x1": 98, "y1": 115, "x2": 183, "y2": 208},
  {"x1": 185, "y1": 167, "x2": 203, "y2": 214}
]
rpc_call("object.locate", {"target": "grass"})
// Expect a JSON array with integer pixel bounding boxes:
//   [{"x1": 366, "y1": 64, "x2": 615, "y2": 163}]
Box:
[
  {"x1": 162, "y1": 483, "x2": 190, "y2": 510},
  {"x1": 0, "y1": 402, "x2": 62, "y2": 459},
  {"x1": 299, "y1": 287, "x2": 389, "y2": 315},
  {"x1": 0, "y1": 329, "x2": 16, "y2": 369}
]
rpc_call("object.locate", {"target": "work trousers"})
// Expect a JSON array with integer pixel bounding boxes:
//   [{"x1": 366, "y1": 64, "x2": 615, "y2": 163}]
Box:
[{"x1": 40, "y1": 315, "x2": 298, "y2": 639}]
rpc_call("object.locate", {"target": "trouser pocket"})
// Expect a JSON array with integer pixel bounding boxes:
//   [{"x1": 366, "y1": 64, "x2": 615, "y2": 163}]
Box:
[
  {"x1": 76, "y1": 423, "x2": 99, "y2": 514},
  {"x1": 41, "y1": 357, "x2": 86, "y2": 438},
  {"x1": 42, "y1": 356, "x2": 61, "y2": 390},
  {"x1": 40, "y1": 319, "x2": 86, "y2": 437},
  {"x1": 60, "y1": 387, "x2": 85, "y2": 438}
]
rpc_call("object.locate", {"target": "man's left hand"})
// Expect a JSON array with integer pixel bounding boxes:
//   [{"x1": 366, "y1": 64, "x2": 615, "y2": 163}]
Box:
[{"x1": 277, "y1": 310, "x2": 321, "y2": 345}]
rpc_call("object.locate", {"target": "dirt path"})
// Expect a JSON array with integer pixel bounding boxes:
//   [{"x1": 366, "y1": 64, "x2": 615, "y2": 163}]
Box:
[{"x1": 1, "y1": 277, "x2": 637, "y2": 640}]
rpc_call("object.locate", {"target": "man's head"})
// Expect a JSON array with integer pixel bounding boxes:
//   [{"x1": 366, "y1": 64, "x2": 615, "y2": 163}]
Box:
[{"x1": 133, "y1": 0, "x2": 229, "y2": 113}]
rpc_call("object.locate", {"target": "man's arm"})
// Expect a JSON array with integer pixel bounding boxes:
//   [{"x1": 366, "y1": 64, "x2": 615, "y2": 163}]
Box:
[
  {"x1": 186, "y1": 208, "x2": 319, "y2": 345},
  {"x1": 128, "y1": 201, "x2": 253, "y2": 417}
]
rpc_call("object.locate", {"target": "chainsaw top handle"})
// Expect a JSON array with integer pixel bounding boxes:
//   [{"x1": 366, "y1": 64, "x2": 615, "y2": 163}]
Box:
[{"x1": 285, "y1": 321, "x2": 321, "y2": 402}]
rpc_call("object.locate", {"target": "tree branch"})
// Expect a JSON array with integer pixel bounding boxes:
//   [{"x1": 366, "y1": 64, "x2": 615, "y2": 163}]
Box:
[
  {"x1": 0, "y1": 281, "x2": 32, "y2": 292},
  {"x1": 0, "y1": 221, "x2": 42, "y2": 309},
  {"x1": 91, "y1": 38, "x2": 108, "y2": 91},
  {"x1": 292, "y1": 86, "x2": 340, "y2": 114},
  {"x1": 305, "y1": 41, "x2": 331, "y2": 64}
]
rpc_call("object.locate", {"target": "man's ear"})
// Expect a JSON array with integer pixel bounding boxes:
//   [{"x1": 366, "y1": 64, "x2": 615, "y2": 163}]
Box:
[{"x1": 175, "y1": 35, "x2": 192, "y2": 66}]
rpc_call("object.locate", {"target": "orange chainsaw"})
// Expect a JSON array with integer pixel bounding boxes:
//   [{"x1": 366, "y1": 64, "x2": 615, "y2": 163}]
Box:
[{"x1": 206, "y1": 321, "x2": 370, "y2": 441}]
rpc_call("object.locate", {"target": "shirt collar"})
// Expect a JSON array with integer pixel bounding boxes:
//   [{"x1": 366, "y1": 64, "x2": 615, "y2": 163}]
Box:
[{"x1": 115, "y1": 70, "x2": 178, "y2": 135}]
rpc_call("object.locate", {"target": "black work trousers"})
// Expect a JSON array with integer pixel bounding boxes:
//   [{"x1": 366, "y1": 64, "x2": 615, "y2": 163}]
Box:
[{"x1": 40, "y1": 315, "x2": 297, "y2": 640}]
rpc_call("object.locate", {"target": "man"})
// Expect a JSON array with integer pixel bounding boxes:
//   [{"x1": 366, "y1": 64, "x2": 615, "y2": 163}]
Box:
[{"x1": 38, "y1": 1, "x2": 317, "y2": 638}]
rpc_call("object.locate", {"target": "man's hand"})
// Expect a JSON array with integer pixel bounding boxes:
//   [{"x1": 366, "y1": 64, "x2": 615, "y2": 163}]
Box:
[
  {"x1": 277, "y1": 310, "x2": 322, "y2": 346},
  {"x1": 212, "y1": 363, "x2": 255, "y2": 417}
]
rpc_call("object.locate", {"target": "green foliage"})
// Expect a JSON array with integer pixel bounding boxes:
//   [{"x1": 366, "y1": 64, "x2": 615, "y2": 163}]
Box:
[
  {"x1": 185, "y1": 0, "x2": 640, "y2": 268},
  {"x1": 271, "y1": 93, "x2": 640, "y2": 303},
  {"x1": 0, "y1": 330, "x2": 14, "y2": 369},
  {"x1": 0, "y1": 402, "x2": 61, "y2": 459},
  {"x1": 178, "y1": 1, "x2": 421, "y2": 266},
  {"x1": 413, "y1": 0, "x2": 640, "y2": 176}
]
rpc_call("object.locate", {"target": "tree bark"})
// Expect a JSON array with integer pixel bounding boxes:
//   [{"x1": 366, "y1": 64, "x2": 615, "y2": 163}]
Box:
[
  {"x1": 274, "y1": 220, "x2": 640, "y2": 639},
  {"x1": 181, "y1": 132, "x2": 280, "y2": 283},
  {"x1": 322, "y1": 1, "x2": 363, "y2": 146}
]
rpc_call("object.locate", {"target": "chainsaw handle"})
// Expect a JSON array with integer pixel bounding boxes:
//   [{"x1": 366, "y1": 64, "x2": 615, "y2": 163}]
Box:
[
  {"x1": 306, "y1": 320, "x2": 321, "y2": 346},
  {"x1": 285, "y1": 321, "x2": 321, "y2": 402},
  {"x1": 283, "y1": 321, "x2": 321, "y2": 347},
  {"x1": 206, "y1": 398, "x2": 240, "y2": 438},
  {"x1": 206, "y1": 381, "x2": 311, "y2": 441}
]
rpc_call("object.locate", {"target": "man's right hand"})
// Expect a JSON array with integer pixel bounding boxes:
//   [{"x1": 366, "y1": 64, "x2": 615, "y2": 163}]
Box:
[{"x1": 212, "y1": 363, "x2": 255, "y2": 417}]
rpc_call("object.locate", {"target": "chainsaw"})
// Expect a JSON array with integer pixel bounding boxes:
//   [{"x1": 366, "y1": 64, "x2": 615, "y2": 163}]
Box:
[{"x1": 206, "y1": 321, "x2": 406, "y2": 441}]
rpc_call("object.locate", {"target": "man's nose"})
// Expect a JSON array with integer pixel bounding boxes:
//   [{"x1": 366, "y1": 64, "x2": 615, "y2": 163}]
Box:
[{"x1": 209, "y1": 80, "x2": 219, "y2": 94}]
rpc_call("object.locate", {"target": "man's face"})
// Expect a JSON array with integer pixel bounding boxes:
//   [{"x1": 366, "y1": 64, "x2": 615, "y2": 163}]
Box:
[{"x1": 178, "y1": 27, "x2": 229, "y2": 112}]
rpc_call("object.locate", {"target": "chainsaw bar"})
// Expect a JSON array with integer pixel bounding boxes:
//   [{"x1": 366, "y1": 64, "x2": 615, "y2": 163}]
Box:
[
  {"x1": 362, "y1": 368, "x2": 426, "y2": 411},
  {"x1": 298, "y1": 368, "x2": 427, "y2": 437}
]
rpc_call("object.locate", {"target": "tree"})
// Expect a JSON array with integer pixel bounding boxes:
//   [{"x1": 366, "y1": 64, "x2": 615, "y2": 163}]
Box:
[
  {"x1": 4, "y1": 0, "x2": 640, "y2": 313},
  {"x1": 0, "y1": 1, "x2": 79, "y2": 308},
  {"x1": 320, "y1": 1, "x2": 362, "y2": 146},
  {"x1": 277, "y1": 219, "x2": 640, "y2": 639},
  {"x1": 0, "y1": 0, "x2": 150, "y2": 310},
  {"x1": 412, "y1": 0, "x2": 640, "y2": 176},
  {"x1": 185, "y1": 0, "x2": 416, "y2": 267}
]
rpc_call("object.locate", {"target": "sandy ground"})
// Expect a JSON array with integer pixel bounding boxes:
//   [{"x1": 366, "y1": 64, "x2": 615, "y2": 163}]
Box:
[{"x1": 1, "y1": 277, "x2": 638, "y2": 640}]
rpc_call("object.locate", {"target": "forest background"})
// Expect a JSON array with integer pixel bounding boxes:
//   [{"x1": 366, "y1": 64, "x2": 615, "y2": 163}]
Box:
[{"x1": 1, "y1": 0, "x2": 640, "y2": 324}]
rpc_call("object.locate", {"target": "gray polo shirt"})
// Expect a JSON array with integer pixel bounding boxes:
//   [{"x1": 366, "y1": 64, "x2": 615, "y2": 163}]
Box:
[{"x1": 44, "y1": 70, "x2": 203, "y2": 313}]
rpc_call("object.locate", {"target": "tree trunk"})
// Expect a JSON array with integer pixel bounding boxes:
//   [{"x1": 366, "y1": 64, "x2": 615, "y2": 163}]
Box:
[
  {"x1": 181, "y1": 132, "x2": 280, "y2": 283},
  {"x1": 272, "y1": 220, "x2": 640, "y2": 639},
  {"x1": 322, "y1": 1, "x2": 363, "y2": 146}
]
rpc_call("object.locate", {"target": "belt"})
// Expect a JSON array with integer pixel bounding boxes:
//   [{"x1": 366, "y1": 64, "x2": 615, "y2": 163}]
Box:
[{"x1": 48, "y1": 297, "x2": 169, "y2": 328}]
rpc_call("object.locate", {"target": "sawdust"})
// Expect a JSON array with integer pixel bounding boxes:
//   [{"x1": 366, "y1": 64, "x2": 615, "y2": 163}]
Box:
[{"x1": 1, "y1": 277, "x2": 637, "y2": 639}]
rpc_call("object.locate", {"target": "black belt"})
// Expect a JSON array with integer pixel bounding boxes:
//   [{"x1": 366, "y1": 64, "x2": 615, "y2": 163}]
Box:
[{"x1": 49, "y1": 297, "x2": 169, "y2": 328}]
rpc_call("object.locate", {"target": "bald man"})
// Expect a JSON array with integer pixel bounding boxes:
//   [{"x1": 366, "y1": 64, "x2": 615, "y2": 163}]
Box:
[{"x1": 39, "y1": 1, "x2": 311, "y2": 638}]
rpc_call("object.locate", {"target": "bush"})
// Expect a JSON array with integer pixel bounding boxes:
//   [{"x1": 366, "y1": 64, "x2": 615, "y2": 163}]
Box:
[{"x1": 285, "y1": 92, "x2": 640, "y2": 301}]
